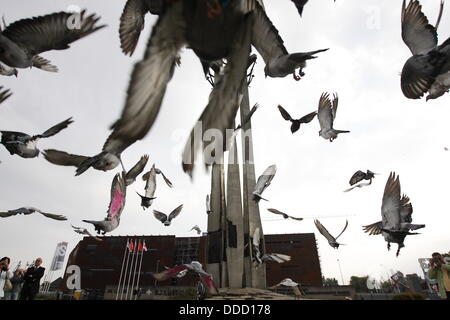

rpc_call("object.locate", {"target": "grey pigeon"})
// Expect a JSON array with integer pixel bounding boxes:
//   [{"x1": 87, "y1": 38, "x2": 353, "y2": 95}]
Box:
[
  {"x1": 363, "y1": 172, "x2": 425, "y2": 257},
  {"x1": 400, "y1": 0, "x2": 450, "y2": 100},
  {"x1": 0, "y1": 206, "x2": 67, "y2": 221},
  {"x1": 125, "y1": 154, "x2": 149, "y2": 186},
  {"x1": 189, "y1": 225, "x2": 202, "y2": 235},
  {"x1": 83, "y1": 172, "x2": 127, "y2": 235},
  {"x1": 0, "y1": 86, "x2": 12, "y2": 104},
  {"x1": 0, "y1": 10, "x2": 105, "y2": 75},
  {"x1": 267, "y1": 208, "x2": 303, "y2": 221},
  {"x1": 314, "y1": 219, "x2": 348, "y2": 249},
  {"x1": 317, "y1": 92, "x2": 349, "y2": 142},
  {"x1": 0, "y1": 117, "x2": 73, "y2": 158},
  {"x1": 277, "y1": 105, "x2": 317, "y2": 133},
  {"x1": 343, "y1": 169, "x2": 377, "y2": 192},
  {"x1": 253, "y1": 164, "x2": 276, "y2": 202},
  {"x1": 153, "y1": 204, "x2": 183, "y2": 226},
  {"x1": 136, "y1": 164, "x2": 172, "y2": 209},
  {"x1": 111, "y1": 0, "x2": 327, "y2": 177},
  {"x1": 252, "y1": 227, "x2": 291, "y2": 265}
]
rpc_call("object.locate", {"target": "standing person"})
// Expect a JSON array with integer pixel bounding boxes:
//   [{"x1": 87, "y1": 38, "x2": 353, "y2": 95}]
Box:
[
  {"x1": 0, "y1": 257, "x2": 13, "y2": 300},
  {"x1": 19, "y1": 258, "x2": 45, "y2": 300},
  {"x1": 8, "y1": 269, "x2": 25, "y2": 300},
  {"x1": 428, "y1": 252, "x2": 450, "y2": 300}
]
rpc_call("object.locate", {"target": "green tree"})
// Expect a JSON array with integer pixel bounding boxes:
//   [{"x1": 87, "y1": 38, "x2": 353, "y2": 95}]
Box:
[
  {"x1": 349, "y1": 276, "x2": 369, "y2": 293},
  {"x1": 322, "y1": 276, "x2": 339, "y2": 287}
]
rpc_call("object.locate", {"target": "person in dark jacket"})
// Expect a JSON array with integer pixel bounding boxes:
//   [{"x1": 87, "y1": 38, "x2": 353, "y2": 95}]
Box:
[{"x1": 19, "y1": 258, "x2": 45, "y2": 300}]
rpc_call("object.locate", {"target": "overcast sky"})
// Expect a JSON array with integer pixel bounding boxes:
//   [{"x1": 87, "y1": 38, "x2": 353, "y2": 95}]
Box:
[{"x1": 1, "y1": 0, "x2": 449, "y2": 287}]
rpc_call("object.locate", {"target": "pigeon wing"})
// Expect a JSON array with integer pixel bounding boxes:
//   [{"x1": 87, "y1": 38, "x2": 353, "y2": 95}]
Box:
[
  {"x1": 314, "y1": 219, "x2": 335, "y2": 243},
  {"x1": 298, "y1": 111, "x2": 317, "y2": 124},
  {"x1": 381, "y1": 172, "x2": 401, "y2": 228},
  {"x1": 349, "y1": 170, "x2": 366, "y2": 186},
  {"x1": 168, "y1": 204, "x2": 183, "y2": 222},
  {"x1": 277, "y1": 105, "x2": 293, "y2": 121},
  {"x1": 291, "y1": 0, "x2": 309, "y2": 17},
  {"x1": 240, "y1": 103, "x2": 260, "y2": 127},
  {"x1": 267, "y1": 208, "x2": 286, "y2": 217},
  {"x1": 362, "y1": 221, "x2": 383, "y2": 235},
  {"x1": 107, "y1": 172, "x2": 127, "y2": 221},
  {"x1": 0, "y1": 210, "x2": 19, "y2": 218},
  {"x1": 317, "y1": 92, "x2": 333, "y2": 130},
  {"x1": 2, "y1": 10, "x2": 106, "y2": 56},
  {"x1": 335, "y1": 219, "x2": 348, "y2": 240},
  {"x1": 401, "y1": 0, "x2": 438, "y2": 55},
  {"x1": 119, "y1": 0, "x2": 149, "y2": 56},
  {"x1": 107, "y1": 3, "x2": 186, "y2": 157},
  {"x1": 399, "y1": 194, "x2": 413, "y2": 223},
  {"x1": 43, "y1": 149, "x2": 88, "y2": 167},
  {"x1": 36, "y1": 209, "x2": 67, "y2": 221},
  {"x1": 153, "y1": 210, "x2": 168, "y2": 224},
  {"x1": 152, "y1": 264, "x2": 188, "y2": 281},
  {"x1": 32, "y1": 118, "x2": 73, "y2": 140},
  {"x1": 155, "y1": 168, "x2": 173, "y2": 188},
  {"x1": 125, "y1": 154, "x2": 149, "y2": 185}
]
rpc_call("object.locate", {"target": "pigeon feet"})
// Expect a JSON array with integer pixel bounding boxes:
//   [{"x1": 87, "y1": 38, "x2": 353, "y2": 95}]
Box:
[
  {"x1": 387, "y1": 242, "x2": 391, "y2": 251},
  {"x1": 293, "y1": 69, "x2": 305, "y2": 81}
]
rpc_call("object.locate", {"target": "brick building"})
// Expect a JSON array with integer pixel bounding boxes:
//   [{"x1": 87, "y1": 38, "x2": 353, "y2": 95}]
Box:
[{"x1": 61, "y1": 233, "x2": 322, "y2": 298}]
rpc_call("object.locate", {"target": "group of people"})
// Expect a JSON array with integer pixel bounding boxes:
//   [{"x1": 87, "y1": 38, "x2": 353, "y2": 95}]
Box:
[
  {"x1": 0, "y1": 257, "x2": 45, "y2": 300},
  {"x1": 428, "y1": 252, "x2": 450, "y2": 300}
]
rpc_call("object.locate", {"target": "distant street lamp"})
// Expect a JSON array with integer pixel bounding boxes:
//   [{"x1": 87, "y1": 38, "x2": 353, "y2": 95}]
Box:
[{"x1": 337, "y1": 259, "x2": 345, "y2": 285}]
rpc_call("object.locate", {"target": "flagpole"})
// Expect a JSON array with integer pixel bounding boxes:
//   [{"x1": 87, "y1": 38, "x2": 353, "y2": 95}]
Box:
[
  {"x1": 125, "y1": 239, "x2": 137, "y2": 300},
  {"x1": 130, "y1": 240, "x2": 141, "y2": 299},
  {"x1": 134, "y1": 240, "x2": 146, "y2": 300},
  {"x1": 115, "y1": 238, "x2": 129, "y2": 300},
  {"x1": 120, "y1": 239, "x2": 132, "y2": 300}
]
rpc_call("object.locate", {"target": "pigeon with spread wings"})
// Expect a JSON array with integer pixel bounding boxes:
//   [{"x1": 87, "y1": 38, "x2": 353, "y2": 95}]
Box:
[
  {"x1": 317, "y1": 92, "x2": 349, "y2": 142},
  {"x1": 0, "y1": 207, "x2": 67, "y2": 221},
  {"x1": 314, "y1": 219, "x2": 348, "y2": 249},
  {"x1": 152, "y1": 261, "x2": 218, "y2": 295},
  {"x1": 137, "y1": 164, "x2": 172, "y2": 209},
  {"x1": 0, "y1": 86, "x2": 12, "y2": 104},
  {"x1": 190, "y1": 225, "x2": 202, "y2": 235},
  {"x1": 253, "y1": 165, "x2": 276, "y2": 202},
  {"x1": 267, "y1": 208, "x2": 303, "y2": 221},
  {"x1": 400, "y1": 0, "x2": 450, "y2": 100},
  {"x1": 277, "y1": 105, "x2": 317, "y2": 134},
  {"x1": 363, "y1": 172, "x2": 425, "y2": 257},
  {"x1": 1, "y1": 117, "x2": 73, "y2": 159},
  {"x1": 125, "y1": 155, "x2": 149, "y2": 186},
  {"x1": 252, "y1": 227, "x2": 291, "y2": 265},
  {"x1": 344, "y1": 170, "x2": 377, "y2": 192},
  {"x1": 0, "y1": 10, "x2": 105, "y2": 76},
  {"x1": 82, "y1": 172, "x2": 127, "y2": 235},
  {"x1": 111, "y1": 1, "x2": 328, "y2": 177},
  {"x1": 153, "y1": 204, "x2": 183, "y2": 226}
]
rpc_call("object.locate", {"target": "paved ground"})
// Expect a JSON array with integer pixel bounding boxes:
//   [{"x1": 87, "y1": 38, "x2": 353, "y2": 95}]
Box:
[{"x1": 206, "y1": 288, "x2": 310, "y2": 300}]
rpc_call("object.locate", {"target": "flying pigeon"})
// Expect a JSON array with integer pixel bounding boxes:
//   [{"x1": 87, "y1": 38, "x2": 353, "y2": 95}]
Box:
[
  {"x1": 343, "y1": 170, "x2": 377, "y2": 192},
  {"x1": 125, "y1": 155, "x2": 149, "y2": 186},
  {"x1": 267, "y1": 208, "x2": 303, "y2": 221},
  {"x1": 83, "y1": 172, "x2": 127, "y2": 235},
  {"x1": 277, "y1": 105, "x2": 317, "y2": 134},
  {"x1": 153, "y1": 204, "x2": 183, "y2": 226},
  {"x1": 112, "y1": 0, "x2": 328, "y2": 177},
  {"x1": 206, "y1": 194, "x2": 212, "y2": 215},
  {"x1": 71, "y1": 224, "x2": 103, "y2": 242},
  {"x1": 189, "y1": 225, "x2": 202, "y2": 235},
  {"x1": 152, "y1": 261, "x2": 218, "y2": 295},
  {"x1": 253, "y1": 165, "x2": 277, "y2": 202},
  {"x1": 317, "y1": 92, "x2": 349, "y2": 142},
  {"x1": 136, "y1": 164, "x2": 172, "y2": 209},
  {"x1": 0, "y1": 86, "x2": 12, "y2": 104},
  {"x1": 0, "y1": 10, "x2": 105, "y2": 76},
  {"x1": 270, "y1": 277, "x2": 303, "y2": 296},
  {"x1": 314, "y1": 219, "x2": 348, "y2": 249},
  {"x1": 0, "y1": 117, "x2": 73, "y2": 158},
  {"x1": 363, "y1": 172, "x2": 425, "y2": 257},
  {"x1": 0, "y1": 207, "x2": 67, "y2": 221},
  {"x1": 252, "y1": 227, "x2": 290, "y2": 265},
  {"x1": 400, "y1": 0, "x2": 450, "y2": 100}
]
